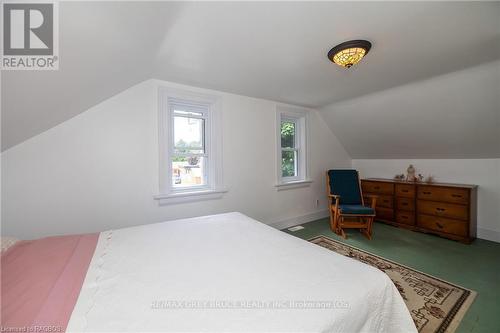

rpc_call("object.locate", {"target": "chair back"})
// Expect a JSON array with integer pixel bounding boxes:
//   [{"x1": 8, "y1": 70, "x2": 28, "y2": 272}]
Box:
[{"x1": 327, "y1": 169, "x2": 362, "y2": 205}]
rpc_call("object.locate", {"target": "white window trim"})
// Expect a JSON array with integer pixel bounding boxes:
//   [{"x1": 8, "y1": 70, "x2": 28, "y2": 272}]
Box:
[
  {"x1": 155, "y1": 87, "x2": 226, "y2": 205},
  {"x1": 275, "y1": 106, "x2": 312, "y2": 190}
]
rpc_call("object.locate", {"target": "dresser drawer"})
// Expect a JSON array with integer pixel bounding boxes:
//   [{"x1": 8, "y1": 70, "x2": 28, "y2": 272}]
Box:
[
  {"x1": 375, "y1": 207, "x2": 394, "y2": 221},
  {"x1": 417, "y1": 200, "x2": 468, "y2": 221},
  {"x1": 376, "y1": 195, "x2": 393, "y2": 208},
  {"x1": 395, "y1": 184, "x2": 415, "y2": 198},
  {"x1": 396, "y1": 197, "x2": 415, "y2": 211},
  {"x1": 418, "y1": 214, "x2": 468, "y2": 237},
  {"x1": 396, "y1": 211, "x2": 415, "y2": 225},
  {"x1": 362, "y1": 181, "x2": 394, "y2": 195},
  {"x1": 417, "y1": 186, "x2": 469, "y2": 204},
  {"x1": 364, "y1": 195, "x2": 393, "y2": 208}
]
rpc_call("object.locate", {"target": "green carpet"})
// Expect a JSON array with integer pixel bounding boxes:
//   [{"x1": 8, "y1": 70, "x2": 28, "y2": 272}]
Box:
[{"x1": 282, "y1": 219, "x2": 500, "y2": 333}]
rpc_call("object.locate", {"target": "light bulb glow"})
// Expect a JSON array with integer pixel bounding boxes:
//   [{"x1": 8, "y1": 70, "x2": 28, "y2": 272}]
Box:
[{"x1": 332, "y1": 47, "x2": 367, "y2": 68}]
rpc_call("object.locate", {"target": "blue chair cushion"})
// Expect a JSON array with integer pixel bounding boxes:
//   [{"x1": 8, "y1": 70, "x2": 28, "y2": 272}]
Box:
[
  {"x1": 339, "y1": 204, "x2": 375, "y2": 215},
  {"x1": 328, "y1": 169, "x2": 362, "y2": 205}
]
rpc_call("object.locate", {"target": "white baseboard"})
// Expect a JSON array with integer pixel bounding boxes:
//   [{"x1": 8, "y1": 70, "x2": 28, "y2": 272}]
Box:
[
  {"x1": 268, "y1": 209, "x2": 329, "y2": 230},
  {"x1": 477, "y1": 228, "x2": 500, "y2": 243}
]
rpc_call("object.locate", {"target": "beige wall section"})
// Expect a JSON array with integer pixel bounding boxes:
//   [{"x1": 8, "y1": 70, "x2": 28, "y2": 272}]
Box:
[{"x1": 1, "y1": 79, "x2": 351, "y2": 239}]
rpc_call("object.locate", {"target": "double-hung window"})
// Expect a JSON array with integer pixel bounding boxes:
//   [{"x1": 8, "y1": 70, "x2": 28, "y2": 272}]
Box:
[
  {"x1": 281, "y1": 117, "x2": 300, "y2": 180},
  {"x1": 276, "y1": 107, "x2": 310, "y2": 189},
  {"x1": 170, "y1": 101, "x2": 208, "y2": 189},
  {"x1": 156, "y1": 88, "x2": 224, "y2": 204}
]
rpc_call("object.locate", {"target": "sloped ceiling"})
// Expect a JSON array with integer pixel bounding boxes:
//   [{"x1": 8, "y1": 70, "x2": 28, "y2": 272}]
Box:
[
  {"x1": 320, "y1": 60, "x2": 500, "y2": 159},
  {"x1": 1, "y1": 2, "x2": 185, "y2": 151},
  {"x1": 2, "y1": 1, "x2": 500, "y2": 153}
]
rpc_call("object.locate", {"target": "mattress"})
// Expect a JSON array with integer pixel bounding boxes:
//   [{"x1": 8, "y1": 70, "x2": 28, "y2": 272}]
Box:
[{"x1": 2, "y1": 212, "x2": 417, "y2": 332}]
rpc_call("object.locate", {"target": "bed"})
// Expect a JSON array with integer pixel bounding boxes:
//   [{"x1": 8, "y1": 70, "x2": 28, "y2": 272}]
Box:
[{"x1": 1, "y1": 212, "x2": 417, "y2": 332}]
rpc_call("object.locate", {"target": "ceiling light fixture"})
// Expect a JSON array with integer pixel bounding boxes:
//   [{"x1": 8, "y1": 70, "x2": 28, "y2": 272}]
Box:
[{"x1": 327, "y1": 40, "x2": 372, "y2": 69}]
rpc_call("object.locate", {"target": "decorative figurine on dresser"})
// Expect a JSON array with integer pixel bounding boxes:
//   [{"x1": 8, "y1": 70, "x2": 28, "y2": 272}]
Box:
[
  {"x1": 406, "y1": 164, "x2": 416, "y2": 182},
  {"x1": 362, "y1": 171, "x2": 477, "y2": 244}
]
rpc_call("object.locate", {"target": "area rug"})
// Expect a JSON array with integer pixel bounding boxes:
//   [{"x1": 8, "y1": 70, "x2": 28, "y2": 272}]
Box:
[{"x1": 308, "y1": 235, "x2": 476, "y2": 333}]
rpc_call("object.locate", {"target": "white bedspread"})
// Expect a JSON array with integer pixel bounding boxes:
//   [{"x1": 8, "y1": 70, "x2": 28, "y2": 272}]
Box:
[{"x1": 67, "y1": 212, "x2": 416, "y2": 332}]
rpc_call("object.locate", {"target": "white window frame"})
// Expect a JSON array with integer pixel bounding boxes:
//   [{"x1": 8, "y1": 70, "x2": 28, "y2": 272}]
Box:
[
  {"x1": 155, "y1": 87, "x2": 225, "y2": 204},
  {"x1": 275, "y1": 106, "x2": 311, "y2": 190}
]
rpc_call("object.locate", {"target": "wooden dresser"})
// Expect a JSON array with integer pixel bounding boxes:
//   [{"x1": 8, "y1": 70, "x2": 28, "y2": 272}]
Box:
[{"x1": 361, "y1": 178, "x2": 477, "y2": 243}]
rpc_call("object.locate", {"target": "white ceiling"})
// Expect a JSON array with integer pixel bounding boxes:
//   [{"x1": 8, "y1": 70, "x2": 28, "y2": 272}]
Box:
[
  {"x1": 2, "y1": 1, "x2": 500, "y2": 152},
  {"x1": 320, "y1": 60, "x2": 500, "y2": 159}
]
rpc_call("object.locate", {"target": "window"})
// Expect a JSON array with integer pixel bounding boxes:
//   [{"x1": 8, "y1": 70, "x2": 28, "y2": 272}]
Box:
[
  {"x1": 171, "y1": 102, "x2": 208, "y2": 189},
  {"x1": 276, "y1": 107, "x2": 310, "y2": 189},
  {"x1": 281, "y1": 118, "x2": 298, "y2": 179},
  {"x1": 156, "y1": 88, "x2": 225, "y2": 204}
]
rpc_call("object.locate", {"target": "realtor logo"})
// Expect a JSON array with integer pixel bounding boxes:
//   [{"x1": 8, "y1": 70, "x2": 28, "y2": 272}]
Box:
[{"x1": 1, "y1": 1, "x2": 59, "y2": 70}]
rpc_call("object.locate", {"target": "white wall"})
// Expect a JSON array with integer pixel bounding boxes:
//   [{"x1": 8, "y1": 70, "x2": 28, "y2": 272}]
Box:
[
  {"x1": 1, "y1": 79, "x2": 350, "y2": 239},
  {"x1": 353, "y1": 159, "x2": 500, "y2": 242}
]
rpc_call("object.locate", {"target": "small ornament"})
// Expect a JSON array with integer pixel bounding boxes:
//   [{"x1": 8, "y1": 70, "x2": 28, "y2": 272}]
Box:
[
  {"x1": 394, "y1": 174, "x2": 405, "y2": 181},
  {"x1": 417, "y1": 174, "x2": 424, "y2": 182},
  {"x1": 425, "y1": 175, "x2": 435, "y2": 183},
  {"x1": 406, "y1": 164, "x2": 416, "y2": 182}
]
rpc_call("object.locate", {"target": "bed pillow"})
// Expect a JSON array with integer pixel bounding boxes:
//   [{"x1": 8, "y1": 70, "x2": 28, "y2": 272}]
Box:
[{"x1": 1, "y1": 237, "x2": 20, "y2": 253}]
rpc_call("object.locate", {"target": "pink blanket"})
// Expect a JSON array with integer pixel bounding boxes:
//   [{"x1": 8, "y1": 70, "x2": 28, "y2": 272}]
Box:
[{"x1": 1, "y1": 233, "x2": 99, "y2": 332}]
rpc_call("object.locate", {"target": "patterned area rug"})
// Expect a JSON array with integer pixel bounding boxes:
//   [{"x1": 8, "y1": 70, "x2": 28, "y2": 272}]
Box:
[{"x1": 309, "y1": 236, "x2": 476, "y2": 333}]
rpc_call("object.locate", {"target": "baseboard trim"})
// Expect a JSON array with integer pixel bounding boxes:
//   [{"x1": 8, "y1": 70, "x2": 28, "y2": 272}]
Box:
[
  {"x1": 477, "y1": 227, "x2": 500, "y2": 243},
  {"x1": 268, "y1": 209, "x2": 329, "y2": 230}
]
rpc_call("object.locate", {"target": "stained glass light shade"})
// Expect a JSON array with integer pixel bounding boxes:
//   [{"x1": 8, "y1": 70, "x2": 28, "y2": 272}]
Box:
[{"x1": 328, "y1": 40, "x2": 372, "y2": 69}]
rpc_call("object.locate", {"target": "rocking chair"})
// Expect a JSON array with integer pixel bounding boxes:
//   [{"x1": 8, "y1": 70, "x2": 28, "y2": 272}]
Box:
[{"x1": 326, "y1": 169, "x2": 377, "y2": 239}]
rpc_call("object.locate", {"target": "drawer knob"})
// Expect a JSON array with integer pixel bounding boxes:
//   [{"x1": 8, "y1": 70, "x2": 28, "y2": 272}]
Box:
[
  {"x1": 402, "y1": 203, "x2": 408, "y2": 206},
  {"x1": 451, "y1": 194, "x2": 463, "y2": 198},
  {"x1": 383, "y1": 200, "x2": 389, "y2": 203},
  {"x1": 401, "y1": 215, "x2": 408, "y2": 219},
  {"x1": 436, "y1": 222, "x2": 444, "y2": 229},
  {"x1": 402, "y1": 189, "x2": 409, "y2": 193},
  {"x1": 423, "y1": 191, "x2": 431, "y2": 195},
  {"x1": 374, "y1": 186, "x2": 380, "y2": 190}
]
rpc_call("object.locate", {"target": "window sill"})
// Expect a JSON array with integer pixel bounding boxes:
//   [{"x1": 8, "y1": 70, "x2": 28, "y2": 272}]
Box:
[
  {"x1": 154, "y1": 188, "x2": 227, "y2": 205},
  {"x1": 275, "y1": 179, "x2": 313, "y2": 191}
]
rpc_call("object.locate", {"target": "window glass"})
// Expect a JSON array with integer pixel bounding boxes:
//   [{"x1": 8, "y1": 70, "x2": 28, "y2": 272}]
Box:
[
  {"x1": 281, "y1": 121, "x2": 295, "y2": 148},
  {"x1": 173, "y1": 116, "x2": 205, "y2": 154},
  {"x1": 281, "y1": 150, "x2": 297, "y2": 177},
  {"x1": 171, "y1": 156, "x2": 206, "y2": 188}
]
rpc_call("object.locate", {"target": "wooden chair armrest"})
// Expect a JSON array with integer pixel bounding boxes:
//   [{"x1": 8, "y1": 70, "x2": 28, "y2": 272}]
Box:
[{"x1": 327, "y1": 194, "x2": 340, "y2": 209}]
